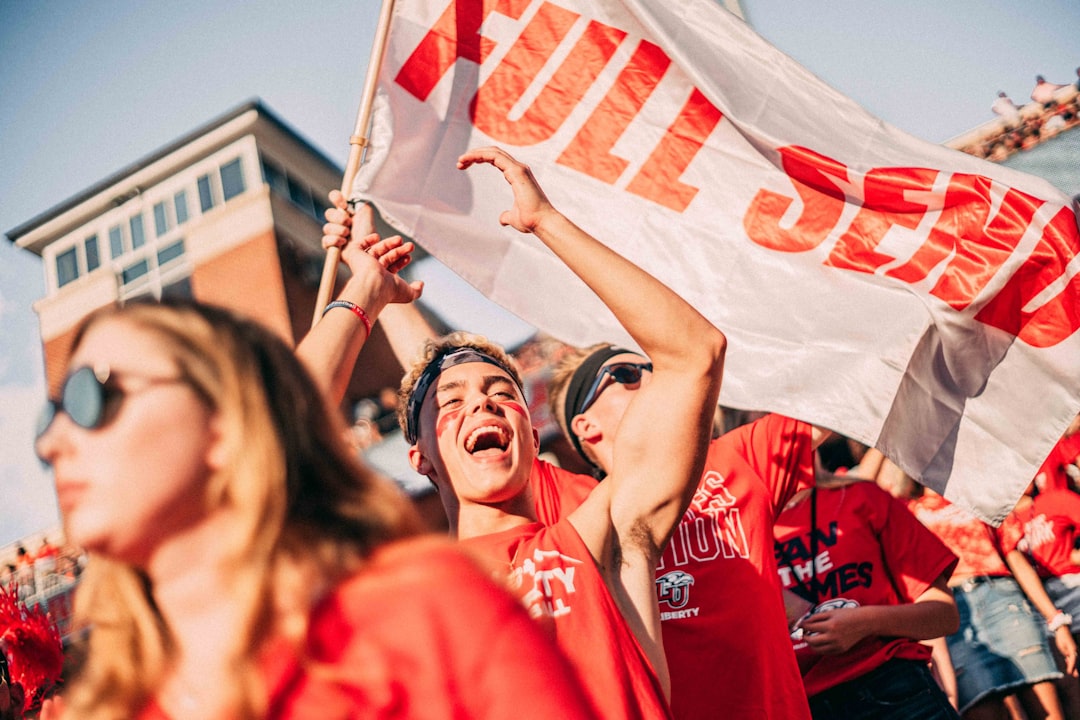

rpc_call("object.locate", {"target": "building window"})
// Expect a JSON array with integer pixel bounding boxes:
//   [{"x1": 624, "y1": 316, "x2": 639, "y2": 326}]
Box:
[
  {"x1": 109, "y1": 225, "x2": 125, "y2": 259},
  {"x1": 287, "y1": 177, "x2": 314, "y2": 217},
  {"x1": 56, "y1": 247, "x2": 79, "y2": 287},
  {"x1": 157, "y1": 239, "x2": 185, "y2": 267},
  {"x1": 175, "y1": 190, "x2": 190, "y2": 225},
  {"x1": 117, "y1": 239, "x2": 191, "y2": 303},
  {"x1": 261, "y1": 157, "x2": 287, "y2": 195},
  {"x1": 197, "y1": 174, "x2": 215, "y2": 212},
  {"x1": 261, "y1": 155, "x2": 327, "y2": 221},
  {"x1": 220, "y1": 158, "x2": 245, "y2": 201},
  {"x1": 153, "y1": 201, "x2": 170, "y2": 237},
  {"x1": 121, "y1": 259, "x2": 149, "y2": 285},
  {"x1": 313, "y1": 193, "x2": 330, "y2": 222},
  {"x1": 130, "y1": 214, "x2": 146, "y2": 250},
  {"x1": 85, "y1": 235, "x2": 101, "y2": 272}
]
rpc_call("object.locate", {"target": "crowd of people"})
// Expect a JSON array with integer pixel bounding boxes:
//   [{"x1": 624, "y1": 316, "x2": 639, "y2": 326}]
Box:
[
  {"x1": 962, "y1": 69, "x2": 1080, "y2": 161},
  {"x1": 1, "y1": 540, "x2": 83, "y2": 600},
  {"x1": 6, "y1": 145, "x2": 1080, "y2": 719}
]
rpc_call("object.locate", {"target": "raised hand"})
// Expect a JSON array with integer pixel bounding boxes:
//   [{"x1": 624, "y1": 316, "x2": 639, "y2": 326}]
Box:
[
  {"x1": 457, "y1": 147, "x2": 556, "y2": 234},
  {"x1": 322, "y1": 190, "x2": 423, "y2": 306},
  {"x1": 797, "y1": 607, "x2": 869, "y2": 655}
]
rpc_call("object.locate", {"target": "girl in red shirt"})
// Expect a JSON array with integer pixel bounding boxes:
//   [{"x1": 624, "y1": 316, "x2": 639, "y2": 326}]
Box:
[{"x1": 775, "y1": 478, "x2": 959, "y2": 720}]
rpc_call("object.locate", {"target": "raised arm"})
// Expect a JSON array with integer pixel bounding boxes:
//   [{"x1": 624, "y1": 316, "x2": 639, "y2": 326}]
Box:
[
  {"x1": 458, "y1": 147, "x2": 725, "y2": 681},
  {"x1": 458, "y1": 147, "x2": 724, "y2": 547},
  {"x1": 296, "y1": 193, "x2": 424, "y2": 404}
]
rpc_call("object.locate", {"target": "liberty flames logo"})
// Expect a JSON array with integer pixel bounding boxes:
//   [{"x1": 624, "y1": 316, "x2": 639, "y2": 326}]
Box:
[{"x1": 657, "y1": 570, "x2": 695, "y2": 609}]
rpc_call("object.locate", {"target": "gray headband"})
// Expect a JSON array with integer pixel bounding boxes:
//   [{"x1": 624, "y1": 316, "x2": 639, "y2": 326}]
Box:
[{"x1": 404, "y1": 347, "x2": 522, "y2": 444}]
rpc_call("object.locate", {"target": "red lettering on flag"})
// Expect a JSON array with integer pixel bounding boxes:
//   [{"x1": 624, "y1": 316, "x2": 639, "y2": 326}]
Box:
[
  {"x1": 743, "y1": 144, "x2": 1079, "y2": 346},
  {"x1": 742, "y1": 146, "x2": 848, "y2": 252},
  {"x1": 975, "y1": 206, "x2": 1080, "y2": 347},
  {"x1": 395, "y1": 0, "x2": 530, "y2": 101},
  {"x1": 557, "y1": 39, "x2": 671, "y2": 183},
  {"x1": 625, "y1": 88, "x2": 723, "y2": 212},
  {"x1": 824, "y1": 166, "x2": 936, "y2": 274},
  {"x1": 887, "y1": 175, "x2": 1043, "y2": 310},
  {"x1": 472, "y1": 8, "x2": 625, "y2": 146}
]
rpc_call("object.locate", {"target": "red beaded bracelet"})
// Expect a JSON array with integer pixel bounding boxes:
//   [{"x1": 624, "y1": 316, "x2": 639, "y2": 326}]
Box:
[{"x1": 322, "y1": 300, "x2": 372, "y2": 337}]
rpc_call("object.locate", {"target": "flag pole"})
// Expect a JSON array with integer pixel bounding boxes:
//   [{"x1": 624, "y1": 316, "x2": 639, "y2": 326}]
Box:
[{"x1": 312, "y1": 0, "x2": 397, "y2": 326}]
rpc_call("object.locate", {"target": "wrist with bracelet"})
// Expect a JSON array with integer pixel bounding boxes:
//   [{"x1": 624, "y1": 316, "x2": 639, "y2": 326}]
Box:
[
  {"x1": 322, "y1": 300, "x2": 373, "y2": 337},
  {"x1": 1047, "y1": 610, "x2": 1072, "y2": 633}
]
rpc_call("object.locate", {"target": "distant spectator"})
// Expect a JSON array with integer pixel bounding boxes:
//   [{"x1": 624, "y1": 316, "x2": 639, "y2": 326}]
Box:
[
  {"x1": 10, "y1": 552, "x2": 33, "y2": 602},
  {"x1": 34, "y1": 540, "x2": 57, "y2": 564},
  {"x1": 991, "y1": 91, "x2": 1022, "y2": 124},
  {"x1": 1075, "y1": 67, "x2": 1080, "y2": 93},
  {"x1": 1032, "y1": 74, "x2": 1067, "y2": 106}
]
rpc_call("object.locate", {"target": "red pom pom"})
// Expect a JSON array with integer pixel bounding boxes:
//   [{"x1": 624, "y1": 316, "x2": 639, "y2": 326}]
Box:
[{"x1": 0, "y1": 584, "x2": 64, "y2": 712}]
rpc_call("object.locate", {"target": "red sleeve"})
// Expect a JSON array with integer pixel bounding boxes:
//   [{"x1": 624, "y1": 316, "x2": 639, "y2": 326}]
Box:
[
  {"x1": 305, "y1": 539, "x2": 600, "y2": 720},
  {"x1": 870, "y1": 484, "x2": 958, "y2": 601},
  {"x1": 725, "y1": 413, "x2": 815, "y2": 512},
  {"x1": 531, "y1": 458, "x2": 595, "y2": 525}
]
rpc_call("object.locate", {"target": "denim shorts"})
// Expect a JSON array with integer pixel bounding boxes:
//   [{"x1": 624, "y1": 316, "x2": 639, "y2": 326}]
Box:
[
  {"x1": 947, "y1": 576, "x2": 1062, "y2": 714},
  {"x1": 1044, "y1": 574, "x2": 1080, "y2": 622},
  {"x1": 808, "y1": 658, "x2": 959, "y2": 720}
]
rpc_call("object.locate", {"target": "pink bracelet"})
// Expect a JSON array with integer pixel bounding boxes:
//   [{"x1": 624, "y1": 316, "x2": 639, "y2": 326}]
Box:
[{"x1": 322, "y1": 300, "x2": 372, "y2": 337}]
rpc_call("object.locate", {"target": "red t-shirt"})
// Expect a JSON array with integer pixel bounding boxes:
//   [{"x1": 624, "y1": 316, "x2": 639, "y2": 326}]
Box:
[
  {"x1": 138, "y1": 539, "x2": 599, "y2": 720},
  {"x1": 907, "y1": 493, "x2": 1011, "y2": 578},
  {"x1": 531, "y1": 414, "x2": 814, "y2": 720},
  {"x1": 1000, "y1": 490, "x2": 1080, "y2": 577},
  {"x1": 531, "y1": 458, "x2": 594, "y2": 526},
  {"x1": 774, "y1": 482, "x2": 958, "y2": 697},
  {"x1": 1036, "y1": 434, "x2": 1080, "y2": 492},
  {"x1": 461, "y1": 519, "x2": 672, "y2": 720}
]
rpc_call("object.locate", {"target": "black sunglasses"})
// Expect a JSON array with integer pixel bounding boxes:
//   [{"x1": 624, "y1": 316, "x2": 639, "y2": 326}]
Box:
[
  {"x1": 578, "y1": 362, "x2": 652, "y2": 415},
  {"x1": 36, "y1": 365, "x2": 187, "y2": 441}
]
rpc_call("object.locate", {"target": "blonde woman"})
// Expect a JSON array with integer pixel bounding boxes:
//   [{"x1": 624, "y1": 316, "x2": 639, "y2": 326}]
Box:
[{"x1": 35, "y1": 298, "x2": 597, "y2": 720}]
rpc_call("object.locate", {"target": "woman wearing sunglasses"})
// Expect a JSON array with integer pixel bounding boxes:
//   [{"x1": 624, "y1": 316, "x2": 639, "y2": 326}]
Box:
[{"x1": 33, "y1": 296, "x2": 598, "y2": 720}]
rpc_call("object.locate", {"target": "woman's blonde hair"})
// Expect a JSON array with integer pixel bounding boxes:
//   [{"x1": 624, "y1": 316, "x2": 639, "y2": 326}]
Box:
[{"x1": 62, "y1": 298, "x2": 423, "y2": 719}]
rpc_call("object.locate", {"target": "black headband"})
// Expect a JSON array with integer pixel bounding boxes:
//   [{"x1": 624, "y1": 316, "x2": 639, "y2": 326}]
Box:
[
  {"x1": 562, "y1": 345, "x2": 632, "y2": 466},
  {"x1": 404, "y1": 347, "x2": 521, "y2": 444}
]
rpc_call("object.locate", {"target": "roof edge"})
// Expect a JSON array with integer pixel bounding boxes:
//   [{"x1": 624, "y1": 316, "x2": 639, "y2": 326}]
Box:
[{"x1": 6, "y1": 98, "x2": 343, "y2": 244}]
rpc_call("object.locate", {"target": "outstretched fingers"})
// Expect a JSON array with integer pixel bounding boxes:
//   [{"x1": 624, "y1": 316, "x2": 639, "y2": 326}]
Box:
[
  {"x1": 457, "y1": 146, "x2": 554, "y2": 233},
  {"x1": 369, "y1": 236, "x2": 415, "y2": 274}
]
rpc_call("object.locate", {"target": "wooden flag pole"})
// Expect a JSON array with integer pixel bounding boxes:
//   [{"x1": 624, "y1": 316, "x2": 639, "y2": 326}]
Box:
[{"x1": 312, "y1": 0, "x2": 397, "y2": 326}]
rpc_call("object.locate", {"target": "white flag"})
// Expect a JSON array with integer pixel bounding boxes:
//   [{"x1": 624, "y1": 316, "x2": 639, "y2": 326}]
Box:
[{"x1": 353, "y1": 0, "x2": 1080, "y2": 524}]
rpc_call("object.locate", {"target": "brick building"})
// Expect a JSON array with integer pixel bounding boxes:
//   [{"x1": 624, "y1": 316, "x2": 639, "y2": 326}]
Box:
[{"x1": 6, "y1": 99, "x2": 407, "y2": 408}]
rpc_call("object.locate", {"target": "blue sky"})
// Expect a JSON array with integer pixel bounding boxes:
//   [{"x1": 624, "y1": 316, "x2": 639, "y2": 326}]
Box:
[{"x1": 1, "y1": 0, "x2": 1077, "y2": 547}]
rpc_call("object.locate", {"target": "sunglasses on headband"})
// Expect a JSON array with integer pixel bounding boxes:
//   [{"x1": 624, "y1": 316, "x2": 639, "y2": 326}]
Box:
[
  {"x1": 577, "y1": 361, "x2": 652, "y2": 415},
  {"x1": 36, "y1": 365, "x2": 187, "y2": 442}
]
